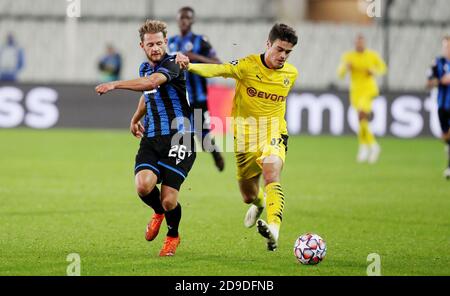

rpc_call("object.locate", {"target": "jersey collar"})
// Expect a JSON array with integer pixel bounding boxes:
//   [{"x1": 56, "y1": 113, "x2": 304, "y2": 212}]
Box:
[
  {"x1": 181, "y1": 31, "x2": 194, "y2": 40},
  {"x1": 149, "y1": 53, "x2": 170, "y2": 69},
  {"x1": 260, "y1": 53, "x2": 284, "y2": 70},
  {"x1": 260, "y1": 54, "x2": 269, "y2": 69}
]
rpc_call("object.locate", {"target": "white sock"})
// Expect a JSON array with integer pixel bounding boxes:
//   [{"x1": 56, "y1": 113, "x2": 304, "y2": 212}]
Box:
[{"x1": 269, "y1": 223, "x2": 280, "y2": 241}]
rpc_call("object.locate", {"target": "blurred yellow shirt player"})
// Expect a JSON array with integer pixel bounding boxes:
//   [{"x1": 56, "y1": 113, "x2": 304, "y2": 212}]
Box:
[{"x1": 338, "y1": 34, "x2": 387, "y2": 164}]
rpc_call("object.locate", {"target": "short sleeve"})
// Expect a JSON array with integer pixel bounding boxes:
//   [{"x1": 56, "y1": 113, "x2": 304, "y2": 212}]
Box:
[
  {"x1": 156, "y1": 59, "x2": 182, "y2": 82},
  {"x1": 139, "y1": 62, "x2": 150, "y2": 77},
  {"x1": 200, "y1": 36, "x2": 217, "y2": 58},
  {"x1": 428, "y1": 58, "x2": 441, "y2": 80}
]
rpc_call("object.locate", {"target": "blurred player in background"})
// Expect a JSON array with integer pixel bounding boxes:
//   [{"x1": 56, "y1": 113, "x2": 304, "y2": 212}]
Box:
[
  {"x1": 0, "y1": 33, "x2": 24, "y2": 82},
  {"x1": 98, "y1": 44, "x2": 122, "y2": 82},
  {"x1": 168, "y1": 6, "x2": 225, "y2": 171},
  {"x1": 338, "y1": 34, "x2": 387, "y2": 164},
  {"x1": 95, "y1": 20, "x2": 196, "y2": 256},
  {"x1": 176, "y1": 23, "x2": 298, "y2": 251},
  {"x1": 427, "y1": 36, "x2": 450, "y2": 180}
]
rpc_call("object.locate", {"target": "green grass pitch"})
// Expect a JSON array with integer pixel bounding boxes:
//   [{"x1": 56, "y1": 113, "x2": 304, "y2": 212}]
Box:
[{"x1": 0, "y1": 128, "x2": 449, "y2": 276}]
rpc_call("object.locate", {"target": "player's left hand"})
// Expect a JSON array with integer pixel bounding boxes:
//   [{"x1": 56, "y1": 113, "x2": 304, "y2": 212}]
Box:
[
  {"x1": 175, "y1": 52, "x2": 190, "y2": 69},
  {"x1": 95, "y1": 82, "x2": 115, "y2": 95},
  {"x1": 130, "y1": 121, "x2": 145, "y2": 139}
]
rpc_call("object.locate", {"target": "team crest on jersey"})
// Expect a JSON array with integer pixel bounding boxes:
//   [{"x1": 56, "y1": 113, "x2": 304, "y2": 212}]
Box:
[
  {"x1": 184, "y1": 42, "x2": 194, "y2": 52},
  {"x1": 283, "y1": 77, "x2": 290, "y2": 87}
]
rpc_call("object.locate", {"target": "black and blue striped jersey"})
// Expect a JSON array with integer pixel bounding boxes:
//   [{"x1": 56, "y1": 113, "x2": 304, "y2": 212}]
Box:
[
  {"x1": 429, "y1": 56, "x2": 450, "y2": 110},
  {"x1": 168, "y1": 32, "x2": 217, "y2": 104},
  {"x1": 139, "y1": 54, "x2": 193, "y2": 138}
]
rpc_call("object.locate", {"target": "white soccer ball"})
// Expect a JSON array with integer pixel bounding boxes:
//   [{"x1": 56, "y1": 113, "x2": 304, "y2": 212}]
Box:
[{"x1": 293, "y1": 233, "x2": 327, "y2": 265}]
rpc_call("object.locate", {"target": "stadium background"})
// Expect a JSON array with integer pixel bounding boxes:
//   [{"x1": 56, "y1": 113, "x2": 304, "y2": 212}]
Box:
[
  {"x1": 1, "y1": 0, "x2": 450, "y2": 276},
  {"x1": 1, "y1": 0, "x2": 449, "y2": 137}
]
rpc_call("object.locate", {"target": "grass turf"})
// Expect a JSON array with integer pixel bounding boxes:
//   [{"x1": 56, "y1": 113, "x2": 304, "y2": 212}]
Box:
[{"x1": 0, "y1": 128, "x2": 449, "y2": 275}]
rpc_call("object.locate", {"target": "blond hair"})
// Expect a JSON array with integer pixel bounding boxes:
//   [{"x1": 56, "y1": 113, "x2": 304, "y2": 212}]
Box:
[{"x1": 139, "y1": 20, "x2": 167, "y2": 41}]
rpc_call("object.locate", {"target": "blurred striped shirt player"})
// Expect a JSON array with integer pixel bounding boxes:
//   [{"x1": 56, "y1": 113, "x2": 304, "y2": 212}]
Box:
[
  {"x1": 167, "y1": 6, "x2": 224, "y2": 171},
  {"x1": 428, "y1": 56, "x2": 450, "y2": 111},
  {"x1": 427, "y1": 35, "x2": 450, "y2": 179}
]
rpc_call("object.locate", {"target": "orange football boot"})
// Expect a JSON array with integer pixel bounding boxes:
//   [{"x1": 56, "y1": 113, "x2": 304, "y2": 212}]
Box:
[
  {"x1": 145, "y1": 213, "x2": 164, "y2": 241},
  {"x1": 159, "y1": 236, "x2": 180, "y2": 256}
]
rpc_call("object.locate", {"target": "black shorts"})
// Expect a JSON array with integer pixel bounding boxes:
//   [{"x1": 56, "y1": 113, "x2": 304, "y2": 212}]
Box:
[
  {"x1": 438, "y1": 108, "x2": 450, "y2": 134},
  {"x1": 134, "y1": 133, "x2": 196, "y2": 191}
]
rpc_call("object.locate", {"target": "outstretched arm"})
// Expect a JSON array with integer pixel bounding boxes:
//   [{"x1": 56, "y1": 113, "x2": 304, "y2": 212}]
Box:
[
  {"x1": 130, "y1": 95, "x2": 146, "y2": 139},
  {"x1": 188, "y1": 63, "x2": 237, "y2": 78},
  {"x1": 95, "y1": 73, "x2": 167, "y2": 95},
  {"x1": 185, "y1": 52, "x2": 221, "y2": 64},
  {"x1": 184, "y1": 36, "x2": 221, "y2": 64},
  {"x1": 176, "y1": 52, "x2": 243, "y2": 79}
]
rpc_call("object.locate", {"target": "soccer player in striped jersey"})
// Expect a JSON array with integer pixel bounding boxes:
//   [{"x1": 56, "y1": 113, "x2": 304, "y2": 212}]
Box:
[
  {"x1": 338, "y1": 34, "x2": 387, "y2": 164},
  {"x1": 427, "y1": 36, "x2": 450, "y2": 180},
  {"x1": 168, "y1": 7, "x2": 225, "y2": 171},
  {"x1": 176, "y1": 24, "x2": 299, "y2": 251},
  {"x1": 95, "y1": 20, "x2": 196, "y2": 256}
]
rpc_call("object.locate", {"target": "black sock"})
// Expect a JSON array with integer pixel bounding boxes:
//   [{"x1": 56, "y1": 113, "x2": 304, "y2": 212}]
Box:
[
  {"x1": 201, "y1": 132, "x2": 218, "y2": 153},
  {"x1": 447, "y1": 143, "x2": 450, "y2": 168},
  {"x1": 165, "y1": 203, "x2": 181, "y2": 237},
  {"x1": 139, "y1": 187, "x2": 164, "y2": 214}
]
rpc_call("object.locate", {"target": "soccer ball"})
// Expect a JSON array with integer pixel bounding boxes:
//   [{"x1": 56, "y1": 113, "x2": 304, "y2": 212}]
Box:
[{"x1": 293, "y1": 233, "x2": 327, "y2": 265}]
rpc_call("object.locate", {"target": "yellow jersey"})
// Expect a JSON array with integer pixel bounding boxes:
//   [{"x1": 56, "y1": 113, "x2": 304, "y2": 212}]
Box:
[
  {"x1": 337, "y1": 49, "x2": 387, "y2": 98},
  {"x1": 189, "y1": 54, "x2": 298, "y2": 139}
]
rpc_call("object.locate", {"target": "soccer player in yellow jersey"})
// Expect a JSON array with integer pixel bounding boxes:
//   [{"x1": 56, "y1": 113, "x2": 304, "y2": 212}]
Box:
[
  {"x1": 338, "y1": 34, "x2": 387, "y2": 164},
  {"x1": 176, "y1": 23, "x2": 298, "y2": 251}
]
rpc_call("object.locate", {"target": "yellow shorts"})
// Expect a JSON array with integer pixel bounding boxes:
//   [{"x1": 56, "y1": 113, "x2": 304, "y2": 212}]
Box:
[
  {"x1": 234, "y1": 135, "x2": 288, "y2": 181},
  {"x1": 350, "y1": 92, "x2": 377, "y2": 113}
]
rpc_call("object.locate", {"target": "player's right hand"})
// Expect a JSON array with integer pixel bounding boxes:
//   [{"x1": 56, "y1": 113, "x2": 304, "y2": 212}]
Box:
[
  {"x1": 95, "y1": 82, "x2": 115, "y2": 95},
  {"x1": 366, "y1": 69, "x2": 375, "y2": 77},
  {"x1": 130, "y1": 121, "x2": 145, "y2": 139},
  {"x1": 441, "y1": 74, "x2": 450, "y2": 85},
  {"x1": 175, "y1": 53, "x2": 190, "y2": 69}
]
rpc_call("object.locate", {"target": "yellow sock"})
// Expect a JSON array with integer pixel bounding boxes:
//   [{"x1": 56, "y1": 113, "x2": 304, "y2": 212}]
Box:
[
  {"x1": 360, "y1": 119, "x2": 376, "y2": 145},
  {"x1": 358, "y1": 120, "x2": 368, "y2": 145},
  {"x1": 265, "y1": 182, "x2": 285, "y2": 225},
  {"x1": 252, "y1": 188, "x2": 265, "y2": 208}
]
